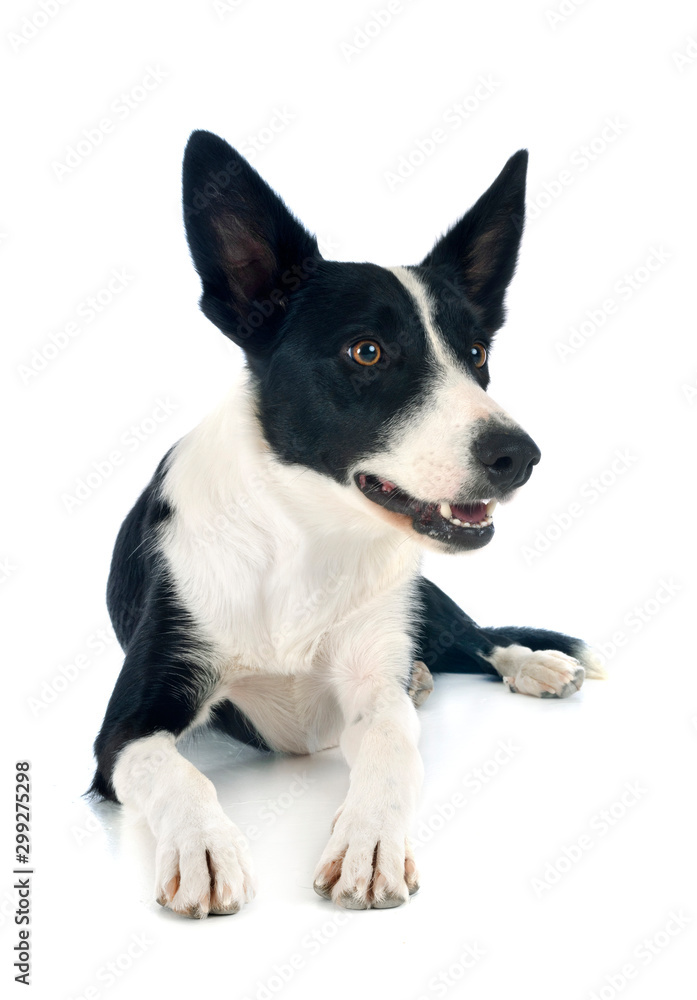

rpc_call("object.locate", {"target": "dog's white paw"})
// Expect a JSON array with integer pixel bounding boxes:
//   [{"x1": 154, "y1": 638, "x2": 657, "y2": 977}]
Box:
[
  {"x1": 313, "y1": 810, "x2": 419, "y2": 909},
  {"x1": 408, "y1": 659, "x2": 434, "y2": 707},
  {"x1": 495, "y1": 645, "x2": 585, "y2": 698},
  {"x1": 155, "y1": 811, "x2": 255, "y2": 918}
]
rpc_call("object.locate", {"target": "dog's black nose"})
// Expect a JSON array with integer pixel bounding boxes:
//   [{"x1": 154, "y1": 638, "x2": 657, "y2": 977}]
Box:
[{"x1": 474, "y1": 429, "x2": 541, "y2": 492}]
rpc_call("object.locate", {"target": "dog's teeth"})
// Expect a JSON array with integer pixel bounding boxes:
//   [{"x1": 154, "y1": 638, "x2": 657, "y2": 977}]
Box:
[
  {"x1": 486, "y1": 499, "x2": 498, "y2": 516},
  {"x1": 440, "y1": 502, "x2": 452, "y2": 519},
  {"x1": 462, "y1": 521, "x2": 471, "y2": 528},
  {"x1": 451, "y1": 517, "x2": 461, "y2": 526}
]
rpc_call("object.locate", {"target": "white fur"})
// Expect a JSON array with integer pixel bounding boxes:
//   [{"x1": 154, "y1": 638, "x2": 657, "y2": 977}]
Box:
[
  {"x1": 484, "y1": 644, "x2": 586, "y2": 698},
  {"x1": 112, "y1": 733, "x2": 255, "y2": 917},
  {"x1": 312, "y1": 678, "x2": 423, "y2": 908}
]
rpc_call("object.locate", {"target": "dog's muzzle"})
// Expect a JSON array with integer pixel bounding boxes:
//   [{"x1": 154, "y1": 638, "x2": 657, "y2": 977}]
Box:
[{"x1": 354, "y1": 424, "x2": 541, "y2": 551}]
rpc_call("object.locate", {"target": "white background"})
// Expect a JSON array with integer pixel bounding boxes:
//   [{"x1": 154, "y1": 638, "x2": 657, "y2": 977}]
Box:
[{"x1": 3, "y1": 1, "x2": 696, "y2": 997}]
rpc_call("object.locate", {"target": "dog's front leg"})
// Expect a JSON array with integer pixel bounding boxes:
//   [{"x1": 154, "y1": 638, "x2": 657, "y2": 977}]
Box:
[
  {"x1": 313, "y1": 630, "x2": 423, "y2": 909},
  {"x1": 112, "y1": 732, "x2": 255, "y2": 918},
  {"x1": 91, "y1": 610, "x2": 256, "y2": 918}
]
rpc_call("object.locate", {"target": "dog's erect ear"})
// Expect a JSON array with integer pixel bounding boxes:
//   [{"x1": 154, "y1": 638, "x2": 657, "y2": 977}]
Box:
[
  {"x1": 421, "y1": 150, "x2": 528, "y2": 333},
  {"x1": 182, "y1": 130, "x2": 320, "y2": 349}
]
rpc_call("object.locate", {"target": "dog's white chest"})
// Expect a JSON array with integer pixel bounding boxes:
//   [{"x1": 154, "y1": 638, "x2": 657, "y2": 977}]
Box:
[
  {"x1": 158, "y1": 394, "x2": 421, "y2": 677},
  {"x1": 170, "y1": 526, "x2": 415, "y2": 677}
]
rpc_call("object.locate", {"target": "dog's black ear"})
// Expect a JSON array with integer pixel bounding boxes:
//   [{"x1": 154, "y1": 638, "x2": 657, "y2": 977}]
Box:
[
  {"x1": 421, "y1": 150, "x2": 528, "y2": 333},
  {"x1": 182, "y1": 130, "x2": 320, "y2": 349}
]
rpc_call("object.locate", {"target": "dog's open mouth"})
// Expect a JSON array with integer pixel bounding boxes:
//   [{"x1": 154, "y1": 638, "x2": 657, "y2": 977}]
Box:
[{"x1": 355, "y1": 473, "x2": 497, "y2": 549}]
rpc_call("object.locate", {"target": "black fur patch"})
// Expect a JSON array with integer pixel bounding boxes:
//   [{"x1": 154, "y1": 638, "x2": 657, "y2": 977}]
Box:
[{"x1": 253, "y1": 261, "x2": 435, "y2": 482}]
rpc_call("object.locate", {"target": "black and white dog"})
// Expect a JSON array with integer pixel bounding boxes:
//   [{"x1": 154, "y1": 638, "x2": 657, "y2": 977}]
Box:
[{"x1": 90, "y1": 131, "x2": 604, "y2": 917}]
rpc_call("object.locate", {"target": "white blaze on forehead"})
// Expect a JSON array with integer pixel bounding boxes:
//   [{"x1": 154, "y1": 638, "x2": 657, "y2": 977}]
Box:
[
  {"x1": 387, "y1": 265, "x2": 454, "y2": 368},
  {"x1": 363, "y1": 266, "x2": 519, "y2": 501}
]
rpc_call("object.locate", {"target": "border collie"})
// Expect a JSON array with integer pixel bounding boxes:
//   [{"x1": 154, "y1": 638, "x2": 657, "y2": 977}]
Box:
[{"x1": 89, "y1": 130, "x2": 604, "y2": 917}]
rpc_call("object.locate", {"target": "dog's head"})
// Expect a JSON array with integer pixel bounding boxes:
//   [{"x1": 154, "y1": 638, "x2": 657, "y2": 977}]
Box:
[{"x1": 182, "y1": 130, "x2": 540, "y2": 553}]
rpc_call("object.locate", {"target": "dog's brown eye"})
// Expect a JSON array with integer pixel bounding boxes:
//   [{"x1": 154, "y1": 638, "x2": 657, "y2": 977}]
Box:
[
  {"x1": 349, "y1": 340, "x2": 381, "y2": 366},
  {"x1": 471, "y1": 343, "x2": 487, "y2": 368}
]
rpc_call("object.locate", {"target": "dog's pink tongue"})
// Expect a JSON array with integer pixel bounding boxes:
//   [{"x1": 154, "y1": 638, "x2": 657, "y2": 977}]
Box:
[{"x1": 451, "y1": 502, "x2": 487, "y2": 522}]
